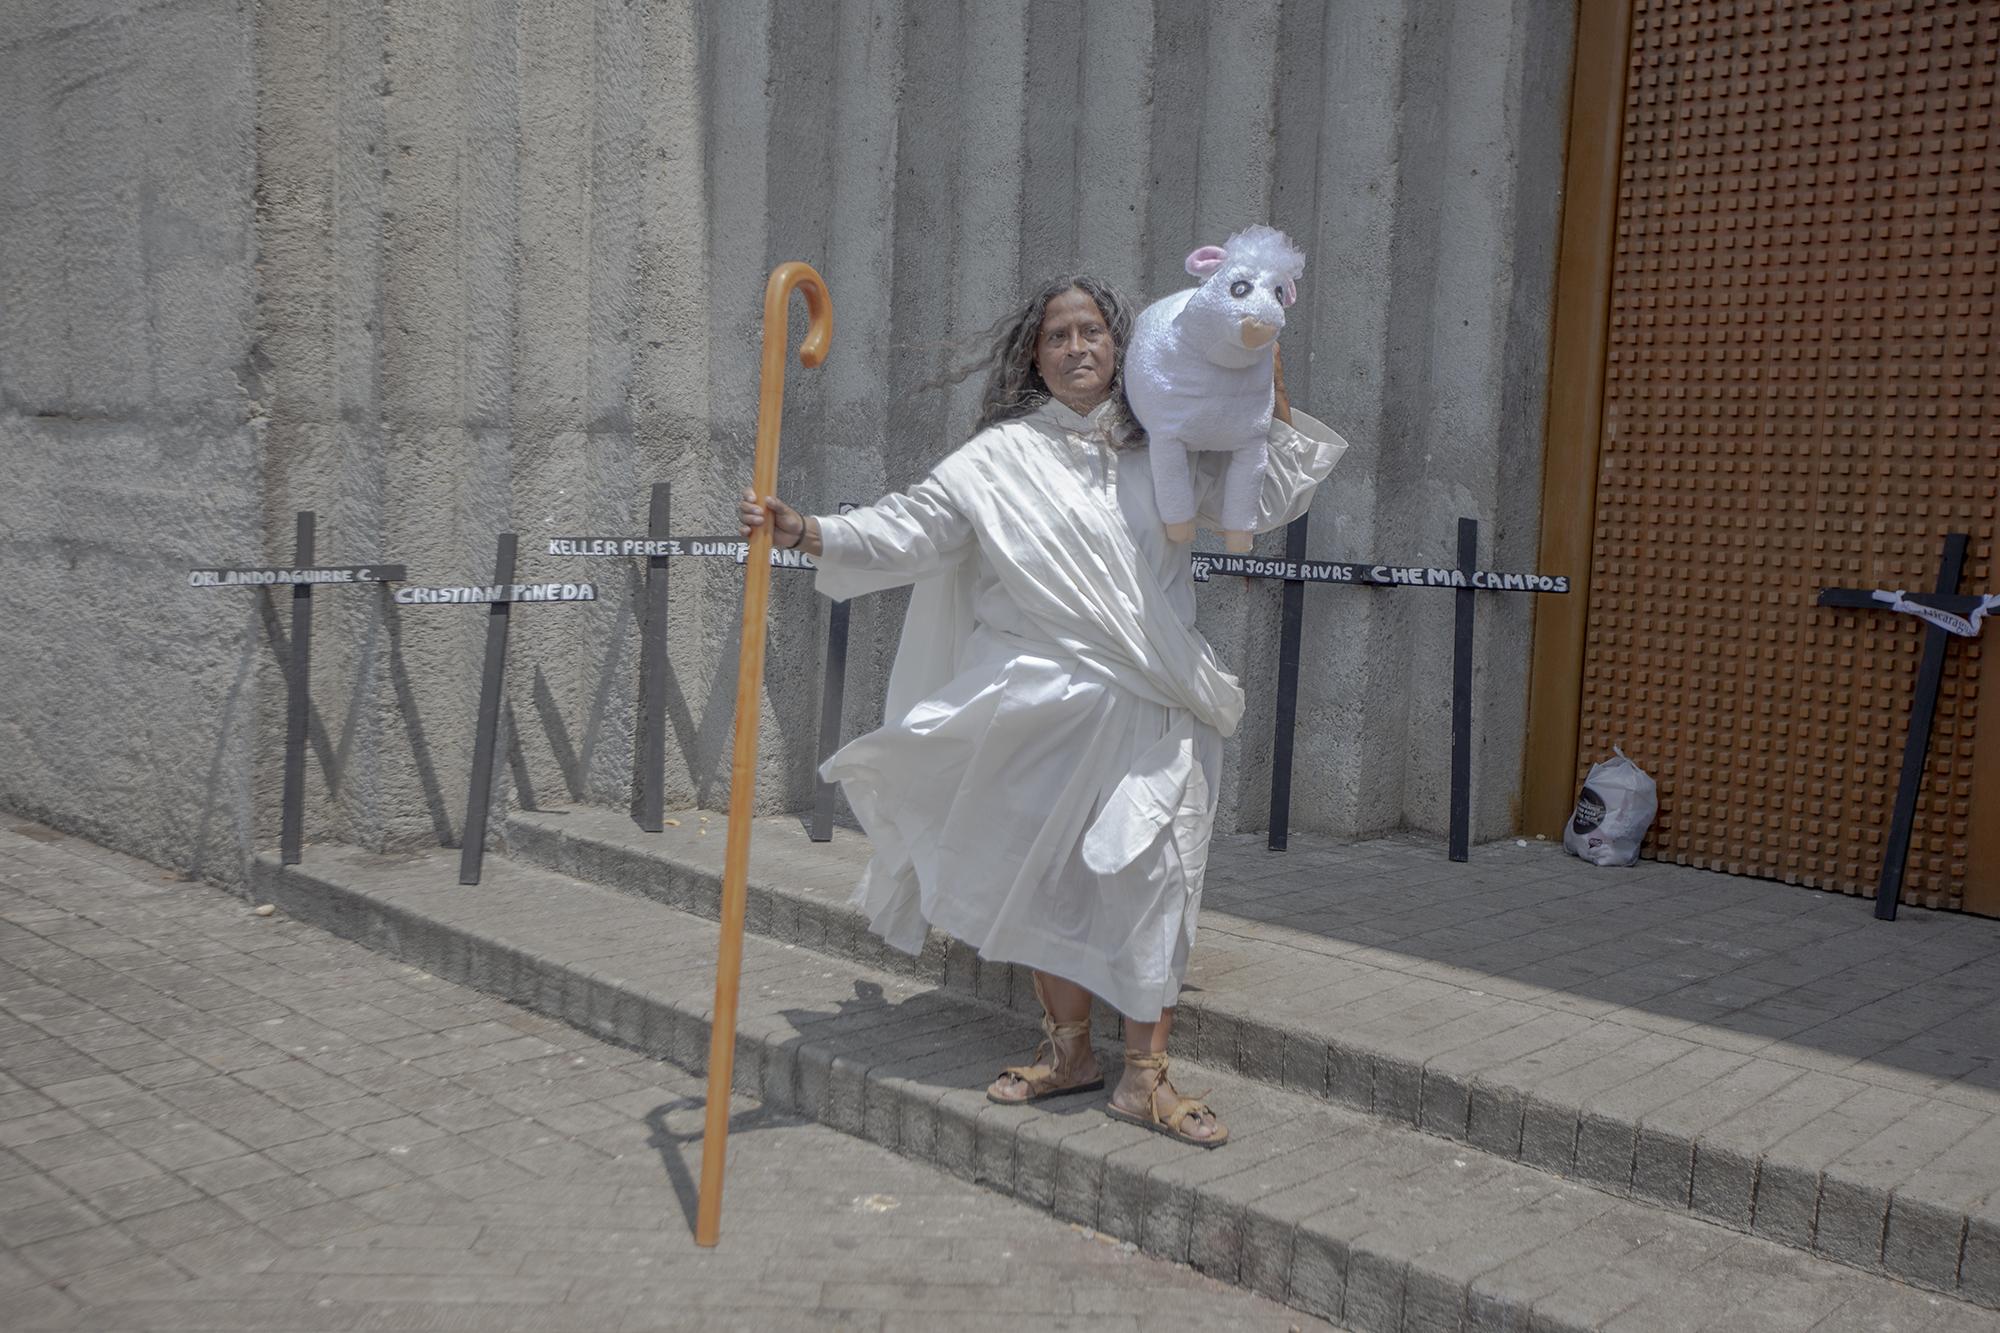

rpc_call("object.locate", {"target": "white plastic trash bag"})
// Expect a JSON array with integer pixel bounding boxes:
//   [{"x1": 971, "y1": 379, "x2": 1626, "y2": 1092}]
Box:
[{"x1": 1563, "y1": 747, "x2": 1657, "y2": 867}]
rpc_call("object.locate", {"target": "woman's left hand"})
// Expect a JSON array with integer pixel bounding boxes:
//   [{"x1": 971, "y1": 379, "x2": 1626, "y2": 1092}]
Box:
[{"x1": 1272, "y1": 345, "x2": 1293, "y2": 426}]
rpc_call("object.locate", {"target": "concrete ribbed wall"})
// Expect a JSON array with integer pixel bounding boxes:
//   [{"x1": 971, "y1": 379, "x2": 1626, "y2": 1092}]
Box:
[
  {"x1": 1, "y1": 0, "x2": 1574, "y2": 881},
  {"x1": 0, "y1": 0, "x2": 263, "y2": 880}
]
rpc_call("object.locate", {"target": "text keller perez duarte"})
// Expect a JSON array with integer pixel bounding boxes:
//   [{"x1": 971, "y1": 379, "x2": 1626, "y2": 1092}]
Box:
[{"x1": 545, "y1": 537, "x2": 818, "y2": 567}]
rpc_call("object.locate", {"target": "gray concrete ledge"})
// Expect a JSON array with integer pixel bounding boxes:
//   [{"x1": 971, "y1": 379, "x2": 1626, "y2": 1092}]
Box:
[
  {"x1": 495, "y1": 803, "x2": 2000, "y2": 1309},
  {"x1": 252, "y1": 843, "x2": 1992, "y2": 1330}
]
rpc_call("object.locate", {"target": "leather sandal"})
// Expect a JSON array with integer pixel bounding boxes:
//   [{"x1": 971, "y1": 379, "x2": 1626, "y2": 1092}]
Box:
[
  {"x1": 986, "y1": 975, "x2": 1104, "y2": 1105},
  {"x1": 1105, "y1": 1050, "x2": 1229, "y2": 1148}
]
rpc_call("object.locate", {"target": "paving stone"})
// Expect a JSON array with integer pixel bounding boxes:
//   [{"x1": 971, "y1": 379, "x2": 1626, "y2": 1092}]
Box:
[
  {"x1": 124, "y1": 1121, "x2": 253, "y2": 1171},
  {"x1": 120, "y1": 1195, "x2": 245, "y2": 1249},
  {"x1": 1472, "y1": 1208, "x2": 1688, "y2": 1320},
  {"x1": 304, "y1": 1154, "x2": 416, "y2": 1201},
  {"x1": 0, "y1": 1171, "x2": 71, "y2": 1215},
  {"x1": 1418, "y1": 1010, "x2": 1593, "y2": 1142},
  {"x1": 1688, "y1": 1070, "x2": 1868, "y2": 1230},
  {"x1": 9, "y1": 1051, "x2": 113, "y2": 1089},
  {"x1": 1960, "y1": 1194, "x2": 2000, "y2": 1309},
  {"x1": 57, "y1": 1251, "x2": 190, "y2": 1306},
  {"x1": 391, "y1": 1133, "x2": 494, "y2": 1179},
  {"x1": 1813, "y1": 1100, "x2": 1993, "y2": 1271},
  {"x1": 80, "y1": 1169, "x2": 205, "y2": 1222},
  {"x1": 0, "y1": 1197, "x2": 105, "y2": 1247},
  {"x1": 67, "y1": 1087, "x2": 176, "y2": 1130},
  {"x1": 217, "y1": 1170, "x2": 338, "y2": 1223},
  {"x1": 48, "y1": 1147, "x2": 162, "y2": 1196},
  {"x1": 1569, "y1": 1045, "x2": 1753, "y2": 1198},
  {"x1": 0, "y1": 1281, "x2": 83, "y2": 1328},
  {"x1": 259, "y1": 1197, "x2": 377, "y2": 1246},
  {"x1": 1755, "y1": 1085, "x2": 1929, "y2": 1252},
  {"x1": 1187, "y1": 1139, "x2": 1353, "y2": 1285},
  {"x1": 178, "y1": 1151, "x2": 288, "y2": 1196},
  {"x1": 38, "y1": 1072, "x2": 137, "y2": 1107},
  {"x1": 123, "y1": 1057, "x2": 214, "y2": 1089},
  {"x1": 0, "y1": 1107, "x2": 88, "y2": 1149},
  {"x1": 17, "y1": 1219, "x2": 142, "y2": 1279},
  {"x1": 1519, "y1": 1032, "x2": 1700, "y2": 1175}
]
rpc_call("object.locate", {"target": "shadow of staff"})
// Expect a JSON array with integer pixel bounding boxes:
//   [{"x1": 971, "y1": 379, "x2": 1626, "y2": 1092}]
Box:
[
  {"x1": 642, "y1": 1095, "x2": 810, "y2": 1237},
  {"x1": 638, "y1": 980, "x2": 908, "y2": 1238},
  {"x1": 639, "y1": 978, "x2": 1083, "y2": 1240}
]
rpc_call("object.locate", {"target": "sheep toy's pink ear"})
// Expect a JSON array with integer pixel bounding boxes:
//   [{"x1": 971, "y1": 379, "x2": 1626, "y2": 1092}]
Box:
[
  {"x1": 1279, "y1": 279, "x2": 1298, "y2": 307},
  {"x1": 1184, "y1": 245, "x2": 1228, "y2": 279}
]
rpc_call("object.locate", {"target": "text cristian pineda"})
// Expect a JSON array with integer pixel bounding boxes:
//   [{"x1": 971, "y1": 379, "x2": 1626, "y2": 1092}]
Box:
[{"x1": 392, "y1": 583, "x2": 597, "y2": 604}]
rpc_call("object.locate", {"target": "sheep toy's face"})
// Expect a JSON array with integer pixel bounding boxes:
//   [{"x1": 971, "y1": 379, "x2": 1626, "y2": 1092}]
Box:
[{"x1": 1176, "y1": 225, "x2": 1305, "y2": 366}]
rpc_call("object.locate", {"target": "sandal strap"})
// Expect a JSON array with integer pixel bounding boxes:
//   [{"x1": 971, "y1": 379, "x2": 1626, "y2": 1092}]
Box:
[
  {"x1": 1123, "y1": 1053, "x2": 1216, "y2": 1128},
  {"x1": 1000, "y1": 1042, "x2": 1063, "y2": 1089},
  {"x1": 1161, "y1": 1096, "x2": 1216, "y2": 1133},
  {"x1": 1031, "y1": 972, "x2": 1090, "y2": 1047},
  {"x1": 998, "y1": 1019, "x2": 1094, "y2": 1093},
  {"x1": 1000, "y1": 1061, "x2": 1053, "y2": 1087}
]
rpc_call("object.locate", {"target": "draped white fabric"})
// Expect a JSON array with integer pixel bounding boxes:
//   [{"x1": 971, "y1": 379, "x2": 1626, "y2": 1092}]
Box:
[{"x1": 812, "y1": 399, "x2": 1348, "y2": 1021}]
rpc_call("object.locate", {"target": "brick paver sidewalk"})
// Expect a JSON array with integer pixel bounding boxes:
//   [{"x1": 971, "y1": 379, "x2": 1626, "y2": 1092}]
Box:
[{"x1": 0, "y1": 821, "x2": 1331, "y2": 1332}]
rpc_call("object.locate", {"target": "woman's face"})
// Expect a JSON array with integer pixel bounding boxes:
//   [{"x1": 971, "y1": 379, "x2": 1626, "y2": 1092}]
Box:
[{"x1": 1033, "y1": 288, "x2": 1117, "y2": 411}]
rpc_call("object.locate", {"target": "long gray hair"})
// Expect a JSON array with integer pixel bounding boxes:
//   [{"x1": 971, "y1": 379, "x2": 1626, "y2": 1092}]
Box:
[{"x1": 942, "y1": 275, "x2": 1144, "y2": 446}]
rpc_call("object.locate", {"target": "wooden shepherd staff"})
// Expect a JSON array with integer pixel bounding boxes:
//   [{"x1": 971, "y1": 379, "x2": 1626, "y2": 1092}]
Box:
[{"x1": 694, "y1": 261, "x2": 833, "y2": 1248}]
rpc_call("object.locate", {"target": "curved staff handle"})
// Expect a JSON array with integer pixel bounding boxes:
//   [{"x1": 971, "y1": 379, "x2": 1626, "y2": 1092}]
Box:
[{"x1": 695, "y1": 261, "x2": 832, "y2": 1249}]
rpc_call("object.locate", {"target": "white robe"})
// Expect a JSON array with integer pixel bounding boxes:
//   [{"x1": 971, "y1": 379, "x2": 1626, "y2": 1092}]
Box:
[{"x1": 813, "y1": 398, "x2": 1349, "y2": 1021}]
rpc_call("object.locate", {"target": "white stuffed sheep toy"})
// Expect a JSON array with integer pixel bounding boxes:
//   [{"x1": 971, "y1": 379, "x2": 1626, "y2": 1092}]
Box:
[{"x1": 1125, "y1": 225, "x2": 1305, "y2": 553}]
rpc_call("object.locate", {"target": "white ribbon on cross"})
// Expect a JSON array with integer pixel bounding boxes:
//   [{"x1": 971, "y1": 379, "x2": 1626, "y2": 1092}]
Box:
[{"x1": 1868, "y1": 590, "x2": 2000, "y2": 638}]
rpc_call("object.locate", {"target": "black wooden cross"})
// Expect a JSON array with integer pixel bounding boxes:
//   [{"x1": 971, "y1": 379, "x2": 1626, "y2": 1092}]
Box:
[
  {"x1": 392, "y1": 534, "x2": 599, "y2": 885},
  {"x1": 1194, "y1": 515, "x2": 1571, "y2": 861},
  {"x1": 1816, "y1": 533, "x2": 1998, "y2": 921},
  {"x1": 188, "y1": 511, "x2": 405, "y2": 866},
  {"x1": 546, "y1": 490, "x2": 857, "y2": 842}
]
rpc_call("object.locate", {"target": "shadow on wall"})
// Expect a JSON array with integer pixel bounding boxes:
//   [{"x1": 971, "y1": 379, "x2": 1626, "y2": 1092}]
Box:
[
  {"x1": 187, "y1": 599, "x2": 259, "y2": 885},
  {"x1": 523, "y1": 562, "x2": 644, "y2": 809},
  {"x1": 689, "y1": 608, "x2": 744, "y2": 812},
  {"x1": 503, "y1": 697, "x2": 540, "y2": 813},
  {"x1": 256, "y1": 586, "x2": 387, "y2": 807},
  {"x1": 574, "y1": 564, "x2": 641, "y2": 803},
  {"x1": 383, "y1": 603, "x2": 456, "y2": 847},
  {"x1": 249, "y1": 585, "x2": 461, "y2": 856}
]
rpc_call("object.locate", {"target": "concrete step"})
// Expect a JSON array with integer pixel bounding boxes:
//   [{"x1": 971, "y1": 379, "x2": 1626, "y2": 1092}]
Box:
[
  {"x1": 253, "y1": 844, "x2": 1993, "y2": 1332},
  {"x1": 497, "y1": 803, "x2": 2000, "y2": 1311}
]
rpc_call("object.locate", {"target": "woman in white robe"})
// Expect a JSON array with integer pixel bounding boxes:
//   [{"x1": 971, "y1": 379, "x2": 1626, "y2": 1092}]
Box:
[{"x1": 740, "y1": 277, "x2": 1347, "y2": 1146}]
